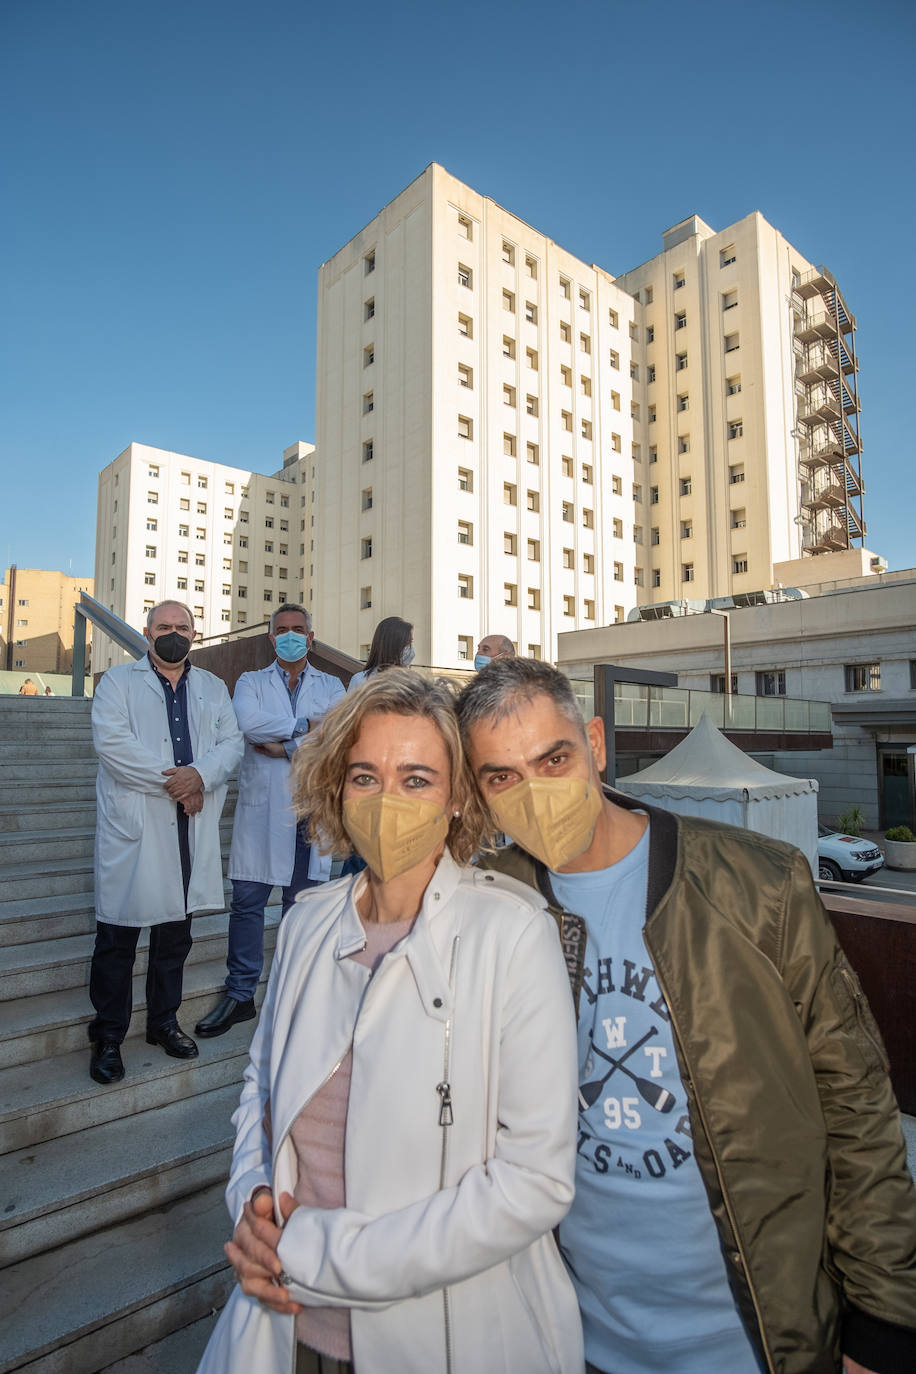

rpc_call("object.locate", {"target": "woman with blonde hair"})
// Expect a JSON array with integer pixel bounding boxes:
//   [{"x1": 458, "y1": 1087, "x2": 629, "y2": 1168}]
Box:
[{"x1": 197, "y1": 670, "x2": 582, "y2": 1374}]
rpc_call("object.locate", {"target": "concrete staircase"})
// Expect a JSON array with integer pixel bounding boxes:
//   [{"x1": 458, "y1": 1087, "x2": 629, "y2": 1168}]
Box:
[{"x1": 0, "y1": 696, "x2": 276, "y2": 1373}]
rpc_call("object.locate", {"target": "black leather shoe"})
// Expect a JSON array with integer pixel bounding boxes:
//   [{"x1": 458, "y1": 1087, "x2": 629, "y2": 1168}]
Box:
[
  {"x1": 90, "y1": 1040, "x2": 125, "y2": 1084},
  {"x1": 195, "y1": 995, "x2": 257, "y2": 1038},
  {"x1": 145, "y1": 1024, "x2": 199, "y2": 1058}
]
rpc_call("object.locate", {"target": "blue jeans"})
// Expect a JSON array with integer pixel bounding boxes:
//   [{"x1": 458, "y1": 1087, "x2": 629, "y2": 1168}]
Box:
[{"x1": 225, "y1": 823, "x2": 319, "y2": 1000}]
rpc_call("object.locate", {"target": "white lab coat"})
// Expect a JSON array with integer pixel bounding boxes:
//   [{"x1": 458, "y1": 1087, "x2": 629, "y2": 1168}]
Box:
[
  {"x1": 92, "y1": 657, "x2": 244, "y2": 927},
  {"x1": 227, "y1": 661, "x2": 345, "y2": 887},
  {"x1": 196, "y1": 852, "x2": 583, "y2": 1374}
]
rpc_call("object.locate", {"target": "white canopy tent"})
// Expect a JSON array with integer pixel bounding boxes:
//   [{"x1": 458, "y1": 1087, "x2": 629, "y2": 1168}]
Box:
[{"x1": 617, "y1": 712, "x2": 819, "y2": 873}]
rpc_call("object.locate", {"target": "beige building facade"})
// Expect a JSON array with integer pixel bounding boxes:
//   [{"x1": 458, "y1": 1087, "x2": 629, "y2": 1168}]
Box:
[
  {"x1": 313, "y1": 166, "x2": 871, "y2": 666},
  {"x1": 94, "y1": 441, "x2": 316, "y2": 670},
  {"x1": 0, "y1": 566, "x2": 94, "y2": 674}
]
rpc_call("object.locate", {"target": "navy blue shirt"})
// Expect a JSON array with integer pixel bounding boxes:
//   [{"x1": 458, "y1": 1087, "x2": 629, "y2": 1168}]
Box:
[{"x1": 150, "y1": 656, "x2": 194, "y2": 766}]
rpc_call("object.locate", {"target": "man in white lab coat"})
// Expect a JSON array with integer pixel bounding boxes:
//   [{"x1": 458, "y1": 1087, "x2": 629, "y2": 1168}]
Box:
[
  {"x1": 194, "y1": 605, "x2": 345, "y2": 1037},
  {"x1": 88, "y1": 602, "x2": 244, "y2": 1084}
]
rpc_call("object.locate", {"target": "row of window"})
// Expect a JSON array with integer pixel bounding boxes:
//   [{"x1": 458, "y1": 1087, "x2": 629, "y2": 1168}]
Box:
[
  {"x1": 144, "y1": 466, "x2": 290, "y2": 506},
  {"x1": 709, "y1": 664, "x2": 904, "y2": 697}
]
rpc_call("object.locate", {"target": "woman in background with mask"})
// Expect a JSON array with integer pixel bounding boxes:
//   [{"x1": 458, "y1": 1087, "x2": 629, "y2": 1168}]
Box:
[
  {"x1": 197, "y1": 671, "x2": 582, "y2": 1374},
  {"x1": 347, "y1": 615, "x2": 414, "y2": 692}
]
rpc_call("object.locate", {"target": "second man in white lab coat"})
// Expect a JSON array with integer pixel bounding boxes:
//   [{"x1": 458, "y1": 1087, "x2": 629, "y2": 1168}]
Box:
[{"x1": 194, "y1": 605, "x2": 345, "y2": 1037}]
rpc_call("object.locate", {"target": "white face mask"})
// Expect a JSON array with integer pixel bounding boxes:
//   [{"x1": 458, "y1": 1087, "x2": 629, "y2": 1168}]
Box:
[
  {"x1": 487, "y1": 777, "x2": 603, "y2": 871},
  {"x1": 400, "y1": 644, "x2": 416, "y2": 667},
  {"x1": 343, "y1": 793, "x2": 449, "y2": 882}
]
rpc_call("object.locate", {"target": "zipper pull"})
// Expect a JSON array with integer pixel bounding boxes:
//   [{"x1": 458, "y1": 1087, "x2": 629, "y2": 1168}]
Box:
[{"x1": 437, "y1": 1081, "x2": 454, "y2": 1126}]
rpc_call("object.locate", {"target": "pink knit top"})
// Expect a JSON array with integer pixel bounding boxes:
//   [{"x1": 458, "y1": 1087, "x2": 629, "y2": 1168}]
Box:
[{"x1": 292, "y1": 915, "x2": 415, "y2": 1360}]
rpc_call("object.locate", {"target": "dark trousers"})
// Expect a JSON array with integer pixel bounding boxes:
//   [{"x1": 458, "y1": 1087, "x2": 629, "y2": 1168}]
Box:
[
  {"x1": 225, "y1": 822, "x2": 318, "y2": 1001},
  {"x1": 89, "y1": 807, "x2": 193, "y2": 1043},
  {"x1": 88, "y1": 916, "x2": 194, "y2": 1043}
]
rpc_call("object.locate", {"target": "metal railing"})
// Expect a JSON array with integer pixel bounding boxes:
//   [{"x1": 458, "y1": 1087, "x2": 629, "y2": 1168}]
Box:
[
  {"x1": 72, "y1": 593, "x2": 147, "y2": 695},
  {"x1": 566, "y1": 677, "x2": 832, "y2": 734}
]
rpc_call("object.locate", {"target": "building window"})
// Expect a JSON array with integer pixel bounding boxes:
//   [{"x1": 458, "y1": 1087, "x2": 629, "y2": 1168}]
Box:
[
  {"x1": 177, "y1": 498, "x2": 189, "y2": 512},
  {"x1": 364, "y1": 297, "x2": 375, "y2": 321},
  {"x1": 609, "y1": 348, "x2": 619, "y2": 369},
  {"x1": 612, "y1": 474, "x2": 623, "y2": 496},
  {"x1": 581, "y1": 375, "x2": 592, "y2": 398},
  {"x1": 363, "y1": 439, "x2": 374, "y2": 463},
  {"x1": 526, "y1": 489, "x2": 540, "y2": 513},
  {"x1": 198, "y1": 476, "x2": 208, "y2": 489},
  {"x1": 458, "y1": 467, "x2": 473, "y2": 492},
  {"x1": 560, "y1": 320, "x2": 571, "y2": 343},
  {"x1": 583, "y1": 598, "x2": 595, "y2": 620},
  {"x1": 363, "y1": 344, "x2": 375, "y2": 368},
  {"x1": 147, "y1": 491, "x2": 158, "y2": 504},
  {"x1": 195, "y1": 553, "x2": 206, "y2": 566},
  {"x1": 526, "y1": 346, "x2": 538, "y2": 370},
  {"x1": 458, "y1": 574, "x2": 474, "y2": 599},
  {"x1": 457, "y1": 213, "x2": 473, "y2": 240},
  {"x1": 676, "y1": 352, "x2": 688, "y2": 371},
  {"x1": 526, "y1": 394, "x2": 538, "y2": 416},
  {"x1": 146, "y1": 518, "x2": 157, "y2": 531},
  {"x1": 458, "y1": 312, "x2": 473, "y2": 338},
  {"x1": 363, "y1": 391, "x2": 374, "y2": 414},
  {"x1": 844, "y1": 662, "x2": 882, "y2": 693},
  {"x1": 651, "y1": 527, "x2": 660, "y2": 545},
  {"x1": 458, "y1": 362, "x2": 473, "y2": 388},
  {"x1": 504, "y1": 483, "x2": 517, "y2": 506},
  {"x1": 583, "y1": 552, "x2": 595, "y2": 574},
  {"x1": 674, "y1": 312, "x2": 687, "y2": 331},
  {"x1": 504, "y1": 433, "x2": 517, "y2": 457},
  {"x1": 611, "y1": 390, "x2": 621, "y2": 411},
  {"x1": 144, "y1": 572, "x2": 156, "y2": 586},
  {"x1": 177, "y1": 550, "x2": 188, "y2": 564},
  {"x1": 503, "y1": 384, "x2": 516, "y2": 408},
  {"x1": 502, "y1": 335, "x2": 516, "y2": 359},
  {"x1": 729, "y1": 464, "x2": 745, "y2": 485},
  {"x1": 677, "y1": 393, "x2": 689, "y2": 412},
  {"x1": 361, "y1": 537, "x2": 372, "y2": 560},
  {"x1": 583, "y1": 507, "x2": 594, "y2": 529},
  {"x1": 563, "y1": 547, "x2": 574, "y2": 569},
  {"x1": 559, "y1": 276, "x2": 571, "y2": 299},
  {"x1": 613, "y1": 518, "x2": 624, "y2": 540},
  {"x1": 527, "y1": 442, "x2": 539, "y2": 465},
  {"x1": 726, "y1": 375, "x2": 742, "y2": 396},
  {"x1": 649, "y1": 446, "x2": 657, "y2": 464},
  {"x1": 725, "y1": 333, "x2": 740, "y2": 354},
  {"x1": 723, "y1": 290, "x2": 738, "y2": 311},
  {"x1": 563, "y1": 595, "x2": 575, "y2": 617},
  {"x1": 649, "y1": 486, "x2": 659, "y2": 505},
  {"x1": 145, "y1": 544, "x2": 156, "y2": 558},
  {"x1": 176, "y1": 576, "x2": 188, "y2": 590},
  {"x1": 364, "y1": 250, "x2": 376, "y2": 275},
  {"x1": 504, "y1": 531, "x2": 517, "y2": 555},
  {"x1": 632, "y1": 483, "x2": 643, "y2": 503},
  {"x1": 681, "y1": 521, "x2": 693, "y2": 539},
  {"x1": 652, "y1": 569, "x2": 661, "y2": 588},
  {"x1": 561, "y1": 410, "x2": 573, "y2": 432},
  {"x1": 614, "y1": 561, "x2": 624, "y2": 582},
  {"x1": 728, "y1": 420, "x2": 744, "y2": 439},
  {"x1": 458, "y1": 635, "x2": 473, "y2": 661},
  {"x1": 579, "y1": 331, "x2": 591, "y2": 354},
  {"x1": 458, "y1": 520, "x2": 473, "y2": 545},
  {"x1": 221, "y1": 609, "x2": 231, "y2": 622},
  {"x1": 608, "y1": 307, "x2": 619, "y2": 328},
  {"x1": 562, "y1": 501, "x2": 574, "y2": 523},
  {"x1": 673, "y1": 273, "x2": 685, "y2": 289},
  {"x1": 678, "y1": 436, "x2": 690, "y2": 455},
  {"x1": 562, "y1": 455, "x2": 575, "y2": 477},
  {"x1": 630, "y1": 362, "x2": 640, "y2": 382},
  {"x1": 720, "y1": 245, "x2": 737, "y2": 268},
  {"x1": 197, "y1": 501, "x2": 207, "y2": 514},
  {"x1": 361, "y1": 487, "x2": 373, "y2": 511},
  {"x1": 634, "y1": 568, "x2": 644, "y2": 587},
  {"x1": 582, "y1": 462, "x2": 593, "y2": 484},
  {"x1": 711, "y1": 673, "x2": 738, "y2": 694},
  {"x1": 731, "y1": 508, "x2": 747, "y2": 529},
  {"x1": 194, "y1": 579, "x2": 205, "y2": 593},
  {"x1": 581, "y1": 419, "x2": 592, "y2": 440},
  {"x1": 502, "y1": 240, "x2": 515, "y2": 265},
  {"x1": 525, "y1": 254, "x2": 537, "y2": 279},
  {"x1": 756, "y1": 670, "x2": 786, "y2": 697},
  {"x1": 527, "y1": 538, "x2": 540, "y2": 561},
  {"x1": 504, "y1": 583, "x2": 518, "y2": 606},
  {"x1": 503, "y1": 289, "x2": 515, "y2": 313},
  {"x1": 458, "y1": 414, "x2": 474, "y2": 439},
  {"x1": 680, "y1": 476, "x2": 692, "y2": 495},
  {"x1": 525, "y1": 301, "x2": 538, "y2": 325},
  {"x1": 647, "y1": 364, "x2": 656, "y2": 383},
  {"x1": 458, "y1": 263, "x2": 472, "y2": 289}
]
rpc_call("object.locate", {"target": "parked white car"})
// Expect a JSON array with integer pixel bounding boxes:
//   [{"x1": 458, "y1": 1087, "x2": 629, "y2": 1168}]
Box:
[{"x1": 817, "y1": 824, "x2": 884, "y2": 882}]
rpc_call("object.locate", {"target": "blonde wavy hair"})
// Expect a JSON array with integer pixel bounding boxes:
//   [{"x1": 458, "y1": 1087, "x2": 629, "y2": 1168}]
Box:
[{"x1": 291, "y1": 669, "x2": 491, "y2": 866}]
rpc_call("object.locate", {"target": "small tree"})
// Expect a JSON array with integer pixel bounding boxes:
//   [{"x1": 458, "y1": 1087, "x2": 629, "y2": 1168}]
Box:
[{"x1": 836, "y1": 806, "x2": 865, "y2": 838}]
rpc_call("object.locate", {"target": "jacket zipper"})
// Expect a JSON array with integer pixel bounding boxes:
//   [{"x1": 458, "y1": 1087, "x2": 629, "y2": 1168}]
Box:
[
  {"x1": 438, "y1": 935, "x2": 460, "y2": 1374},
  {"x1": 650, "y1": 951, "x2": 776, "y2": 1374}
]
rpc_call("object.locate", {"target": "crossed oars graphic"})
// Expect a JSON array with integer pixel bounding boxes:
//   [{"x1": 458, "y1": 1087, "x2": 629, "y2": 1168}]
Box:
[{"x1": 578, "y1": 1026, "x2": 676, "y2": 1113}]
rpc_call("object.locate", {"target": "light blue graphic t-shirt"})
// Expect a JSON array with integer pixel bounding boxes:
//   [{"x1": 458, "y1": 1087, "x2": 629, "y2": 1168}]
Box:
[{"x1": 551, "y1": 824, "x2": 760, "y2": 1374}]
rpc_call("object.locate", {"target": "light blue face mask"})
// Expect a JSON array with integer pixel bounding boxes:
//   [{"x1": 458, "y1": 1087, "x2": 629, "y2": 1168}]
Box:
[
  {"x1": 274, "y1": 630, "x2": 310, "y2": 662},
  {"x1": 400, "y1": 644, "x2": 416, "y2": 667},
  {"x1": 474, "y1": 654, "x2": 491, "y2": 672}
]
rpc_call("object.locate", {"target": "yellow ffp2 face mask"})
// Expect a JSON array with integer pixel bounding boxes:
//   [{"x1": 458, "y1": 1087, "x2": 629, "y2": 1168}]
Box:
[
  {"x1": 343, "y1": 794, "x2": 450, "y2": 883},
  {"x1": 488, "y1": 777, "x2": 603, "y2": 871}
]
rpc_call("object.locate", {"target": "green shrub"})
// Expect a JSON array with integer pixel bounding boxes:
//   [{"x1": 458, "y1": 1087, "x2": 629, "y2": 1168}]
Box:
[
  {"x1": 885, "y1": 826, "x2": 915, "y2": 843},
  {"x1": 836, "y1": 806, "x2": 864, "y2": 838}
]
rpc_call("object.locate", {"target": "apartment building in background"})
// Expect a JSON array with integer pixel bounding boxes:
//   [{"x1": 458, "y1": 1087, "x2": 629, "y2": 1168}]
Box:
[
  {"x1": 313, "y1": 165, "x2": 876, "y2": 666},
  {"x1": 0, "y1": 566, "x2": 94, "y2": 673},
  {"x1": 94, "y1": 441, "x2": 315, "y2": 670}
]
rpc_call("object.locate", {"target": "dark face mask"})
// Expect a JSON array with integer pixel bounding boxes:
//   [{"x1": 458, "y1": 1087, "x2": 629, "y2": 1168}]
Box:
[{"x1": 153, "y1": 631, "x2": 192, "y2": 663}]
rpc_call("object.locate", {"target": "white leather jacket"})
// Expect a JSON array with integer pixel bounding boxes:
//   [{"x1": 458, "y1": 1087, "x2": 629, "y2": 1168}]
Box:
[{"x1": 197, "y1": 850, "x2": 584, "y2": 1374}]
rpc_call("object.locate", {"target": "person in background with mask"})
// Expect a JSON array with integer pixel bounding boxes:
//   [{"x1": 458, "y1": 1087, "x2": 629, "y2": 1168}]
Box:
[
  {"x1": 87, "y1": 601, "x2": 243, "y2": 1084},
  {"x1": 195, "y1": 606, "x2": 345, "y2": 1039},
  {"x1": 455, "y1": 657, "x2": 916, "y2": 1374},
  {"x1": 347, "y1": 615, "x2": 414, "y2": 692},
  {"x1": 196, "y1": 670, "x2": 583, "y2": 1374},
  {"x1": 473, "y1": 633, "x2": 514, "y2": 674}
]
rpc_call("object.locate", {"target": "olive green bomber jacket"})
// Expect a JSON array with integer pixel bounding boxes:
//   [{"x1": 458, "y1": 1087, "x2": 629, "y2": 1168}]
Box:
[{"x1": 478, "y1": 792, "x2": 916, "y2": 1374}]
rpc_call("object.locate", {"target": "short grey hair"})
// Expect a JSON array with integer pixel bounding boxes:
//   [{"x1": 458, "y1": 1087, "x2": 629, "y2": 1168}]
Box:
[
  {"x1": 455, "y1": 657, "x2": 585, "y2": 743},
  {"x1": 270, "y1": 603, "x2": 312, "y2": 634},
  {"x1": 480, "y1": 634, "x2": 514, "y2": 657},
  {"x1": 146, "y1": 601, "x2": 195, "y2": 631}
]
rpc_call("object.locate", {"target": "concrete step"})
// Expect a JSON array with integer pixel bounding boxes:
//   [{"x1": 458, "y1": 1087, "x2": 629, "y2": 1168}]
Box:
[
  {"x1": 0, "y1": 892, "x2": 99, "y2": 948},
  {"x1": 0, "y1": 856, "x2": 95, "y2": 903},
  {"x1": 0, "y1": 1183, "x2": 233, "y2": 1374},
  {"x1": 0, "y1": 760, "x2": 98, "y2": 784},
  {"x1": 0, "y1": 951, "x2": 270, "y2": 1070},
  {"x1": 0, "y1": 724, "x2": 94, "y2": 743},
  {"x1": 0, "y1": 1082, "x2": 238, "y2": 1265},
  {"x1": 97, "y1": 1313, "x2": 219, "y2": 1374},
  {"x1": 0, "y1": 801, "x2": 98, "y2": 833},
  {"x1": 0, "y1": 907, "x2": 280, "y2": 1001},
  {"x1": 0, "y1": 698, "x2": 92, "y2": 714},
  {"x1": 0, "y1": 740, "x2": 97, "y2": 760},
  {"x1": 0, "y1": 827, "x2": 96, "y2": 866},
  {"x1": 0, "y1": 1015, "x2": 257, "y2": 1156}
]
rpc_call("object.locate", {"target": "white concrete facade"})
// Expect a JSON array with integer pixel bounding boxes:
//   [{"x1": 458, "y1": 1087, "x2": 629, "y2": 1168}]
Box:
[
  {"x1": 94, "y1": 441, "x2": 314, "y2": 669},
  {"x1": 314, "y1": 168, "x2": 873, "y2": 666},
  {"x1": 558, "y1": 576, "x2": 916, "y2": 830}
]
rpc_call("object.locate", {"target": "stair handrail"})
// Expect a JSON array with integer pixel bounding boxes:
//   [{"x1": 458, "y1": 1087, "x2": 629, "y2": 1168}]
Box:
[{"x1": 72, "y1": 593, "x2": 148, "y2": 696}]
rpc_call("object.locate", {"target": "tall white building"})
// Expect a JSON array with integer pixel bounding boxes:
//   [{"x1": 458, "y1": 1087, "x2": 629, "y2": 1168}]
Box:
[
  {"x1": 313, "y1": 166, "x2": 872, "y2": 666},
  {"x1": 94, "y1": 441, "x2": 315, "y2": 669}
]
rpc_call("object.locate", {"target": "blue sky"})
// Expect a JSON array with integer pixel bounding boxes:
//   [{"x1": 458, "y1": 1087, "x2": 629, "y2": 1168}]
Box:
[{"x1": 2, "y1": 0, "x2": 914, "y2": 577}]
